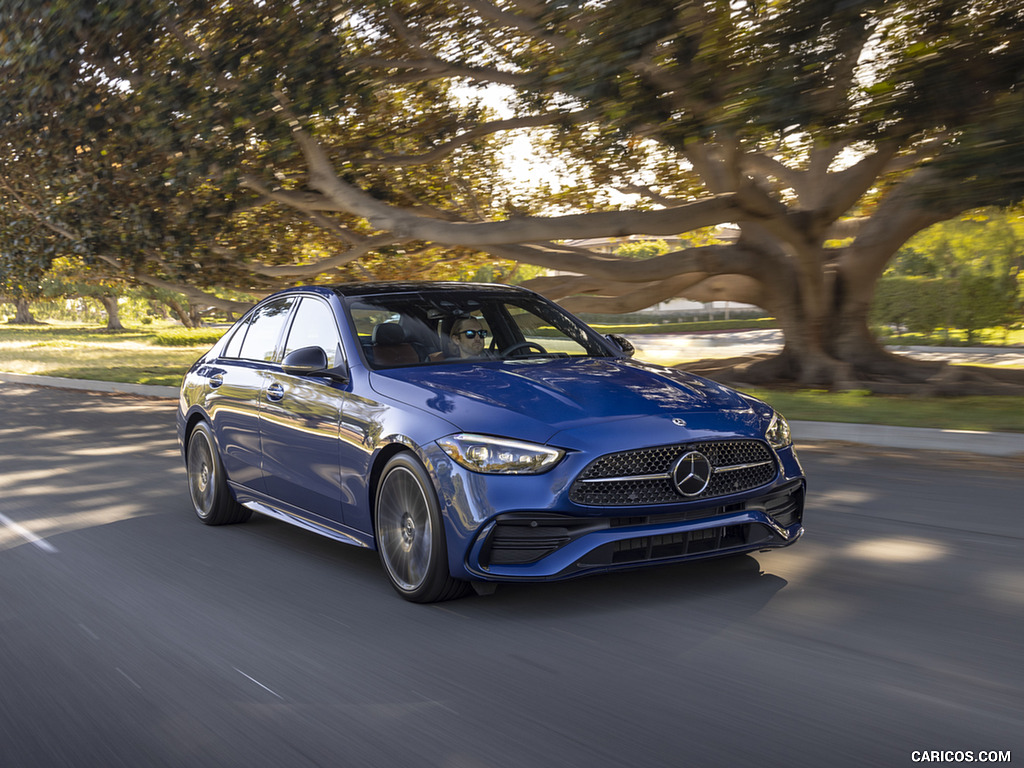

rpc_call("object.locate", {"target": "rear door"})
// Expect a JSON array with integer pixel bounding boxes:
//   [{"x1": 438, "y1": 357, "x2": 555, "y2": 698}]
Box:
[{"x1": 207, "y1": 296, "x2": 295, "y2": 492}]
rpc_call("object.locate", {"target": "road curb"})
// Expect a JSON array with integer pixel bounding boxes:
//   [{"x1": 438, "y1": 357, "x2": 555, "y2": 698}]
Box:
[
  {"x1": 790, "y1": 420, "x2": 1024, "y2": 457},
  {"x1": 0, "y1": 372, "x2": 180, "y2": 399},
  {"x1": 2, "y1": 372, "x2": 1022, "y2": 457}
]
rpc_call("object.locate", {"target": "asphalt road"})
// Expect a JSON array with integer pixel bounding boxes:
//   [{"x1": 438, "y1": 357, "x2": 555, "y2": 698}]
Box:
[{"x1": 1, "y1": 385, "x2": 1021, "y2": 768}]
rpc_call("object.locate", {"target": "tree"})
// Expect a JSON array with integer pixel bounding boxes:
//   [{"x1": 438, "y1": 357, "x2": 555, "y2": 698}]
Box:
[
  {"x1": 0, "y1": 209, "x2": 52, "y2": 324},
  {"x1": 39, "y1": 257, "x2": 131, "y2": 330},
  {"x1": 0, "y1": 0, "x2": 512, "y2": 312},
  {"x1": 2, "y1": 1, "x2": 1024, "y2": 392}
]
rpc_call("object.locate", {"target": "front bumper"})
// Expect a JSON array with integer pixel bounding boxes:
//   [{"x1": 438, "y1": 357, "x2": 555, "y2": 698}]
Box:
[
  {"x1": 424, "y1": 433, "x2": 805, "y2": 583},
  {"x1": 461, "y1": 478, "x2": 804, "y2": 581}
]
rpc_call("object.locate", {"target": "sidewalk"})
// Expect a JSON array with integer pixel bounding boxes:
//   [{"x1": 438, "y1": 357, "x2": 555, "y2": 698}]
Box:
[
  {"x1": 3, "y1": 370, "x2": 1022, "y2": 457},
  {"x1": 633, "y1": 329, "x2": 1024, "y2": 368}
]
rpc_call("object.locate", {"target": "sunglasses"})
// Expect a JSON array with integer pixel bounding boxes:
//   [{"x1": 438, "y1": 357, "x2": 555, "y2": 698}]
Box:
[{"x1": 456, "y1": 329, "x2": 488, "y2": 339}]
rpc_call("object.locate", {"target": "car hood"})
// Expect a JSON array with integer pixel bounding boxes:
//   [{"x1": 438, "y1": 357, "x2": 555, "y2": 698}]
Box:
[{"x1": 370, "y1": 357, "x2": 768, "y2": 446}]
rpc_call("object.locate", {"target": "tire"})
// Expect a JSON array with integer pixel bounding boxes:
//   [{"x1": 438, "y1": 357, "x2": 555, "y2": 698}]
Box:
[
  {"x1": 186, "y1": 421, "x2": 251, "y2": 526},
  {"x1": 374, "y1": 453, "x2": 470, "y2": 603}
]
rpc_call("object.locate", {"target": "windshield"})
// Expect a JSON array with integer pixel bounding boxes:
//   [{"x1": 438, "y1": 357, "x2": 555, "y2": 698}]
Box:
[{"x1": 342, "y1": 287, "x2": 614, "y2": 369}]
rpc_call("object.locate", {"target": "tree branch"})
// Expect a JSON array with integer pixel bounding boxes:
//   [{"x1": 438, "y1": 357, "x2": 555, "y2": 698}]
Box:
[
  {"x1": 742, "y1": 151, "x2": 806, "y2": 193},
  {"x1": 0, "y1": 173, "x2": 81, "y2": 241},
  {"x1": 527, "y1": 273, "x2": 711, "y2": 314},
  {"x1": 846, "y1": 166, "x2": 967, "y2": 279},
  {"x1": 246, "y1": 233, "x2": 409, "y2": 278},
  {"x1": 817, "y1": 141, "x2": 901, "y2": 224},
  {"x1": 487, "y1": 242, "x2": 768, "y2": 284},
  {"x1": 460, "y1": 0, "x2": 570, "y2": 51},
  {"x1": 364, "y1": 109, "x2": 599, "y2": 167},
  {"x1": 285, "y1": 117, "x2": 759, "y2": 244},
  {"x1": 354, "y1": 57, "x2": 535, "y2": 87},
  {"x1": 524, "y1": 271, "x2": 765, "y2": 315}
]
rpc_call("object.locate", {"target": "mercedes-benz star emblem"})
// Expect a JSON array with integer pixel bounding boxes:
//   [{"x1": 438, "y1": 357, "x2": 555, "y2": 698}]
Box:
[
  {"x1": 671, "y1": 451, "x2": 713, "y2": 497},
  {"x1": 672, "y1": 418, "x2": 687, "y2": 427}
]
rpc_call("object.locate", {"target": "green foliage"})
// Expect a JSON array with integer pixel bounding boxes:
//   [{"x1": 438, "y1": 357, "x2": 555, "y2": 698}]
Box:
[
  {"x1": 614, "y1": 239, "x2": 670, "y2": 259},
  {"x1": 882, "y1": 208, "x2": 1024, "y2": 340},
  {"x1": 872, "y1": 276, "x2": 947, "y2": 334},
  {"x1": 39, "y1": 257, "x2": 122, "y2": 299},
  {"x1": 892, "y1": 209, "x2": 1024, "y2": 279},
  {"x1": 151, "y1": 327, "x2": 227, "y2": 347},
  {"x1": 0, "y1": 0, "x2": 513, "y2": 296},
  {"x1": 949, "y1": 273, "x2": 1020, "y2": 342}
]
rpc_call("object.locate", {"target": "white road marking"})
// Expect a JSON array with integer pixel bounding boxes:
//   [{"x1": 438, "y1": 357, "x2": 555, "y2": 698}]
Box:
[
  {"x1": 116, "y1": 668, "x2": 142, "y2": 690},
  {"x1": 234, "y1": 668, "x2": 284, "y2": 700},
  {"x1": 0, "y1": 511, "x2": 58, "y2": 553}
]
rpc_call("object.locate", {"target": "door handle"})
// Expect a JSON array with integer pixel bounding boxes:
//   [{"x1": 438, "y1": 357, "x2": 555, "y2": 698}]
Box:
[
  {"x1": 266, "y1": 382, "x2": 285, "y2": 402},
  {"x1": 209, "y1": 373, "x2": 224, "y2": 389}
]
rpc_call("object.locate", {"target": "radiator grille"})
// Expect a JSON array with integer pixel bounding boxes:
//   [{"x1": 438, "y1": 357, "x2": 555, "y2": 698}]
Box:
[{"x1": 569, "y1": 440, "x2": 777, "y2": 506}]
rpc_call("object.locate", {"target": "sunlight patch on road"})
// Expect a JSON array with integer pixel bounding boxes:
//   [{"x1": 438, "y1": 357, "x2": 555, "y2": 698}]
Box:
[
  {"x1": 66, "y1": 444, "x2": 154, "y2": 457},
  {"x1": 0, "y1": 505, "x2": 153, "y2": 552},
  {"x1": 4, "y1": 466, "x2": 75, "y2": 484},
  {"x1": 758, "y1": 547, "x2": 824, "y2": 581},
  {"x1": 843, "y1": 537, "x2": 948, "y2": 563},
  {"x1": 812, "y1": 488, "x2": 879, "y2": 506},
  {"x1": 4, "y1": 477, "x2": 136, "y2": 500},
  {"x1": 33, "y1": 505, "x2": 153, "y2": 537},
  {"x1": 982, "y1": 570, "x2": 1024, "y2": 607},
  {"x1": 768, "y1": 592, "x2": 864, "y2": 626}
]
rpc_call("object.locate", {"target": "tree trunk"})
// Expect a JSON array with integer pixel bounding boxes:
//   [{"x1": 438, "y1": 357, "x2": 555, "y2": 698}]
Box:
[
  {"x1": 715, "y1": 262, "x2": 1024, "y2": 395},
  {"x1": 100, "y1": 295, "x2": 125, "y2": 331},
  {"x1": 13, "y1": 297, "x2": 41, "y2": 325},
  {"x1": 164, "y1": 296, "x2": 196, "y2": 328}
]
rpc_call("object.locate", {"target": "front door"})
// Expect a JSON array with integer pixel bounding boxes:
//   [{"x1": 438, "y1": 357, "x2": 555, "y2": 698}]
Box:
[{"x1": 259, "y1": 296, "x2": 347, "y2": 522}]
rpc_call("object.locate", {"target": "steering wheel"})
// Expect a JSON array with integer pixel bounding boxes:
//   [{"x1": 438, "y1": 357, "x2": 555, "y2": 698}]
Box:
[{"x1": 501, "y1": 341, "x2": 548, "y2": 358}]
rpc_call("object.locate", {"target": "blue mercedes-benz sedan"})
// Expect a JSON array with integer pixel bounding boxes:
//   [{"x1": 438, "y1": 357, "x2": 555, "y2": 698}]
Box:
[{"x1": 177, "y1": 282, "x2": 805, "y2": 602}]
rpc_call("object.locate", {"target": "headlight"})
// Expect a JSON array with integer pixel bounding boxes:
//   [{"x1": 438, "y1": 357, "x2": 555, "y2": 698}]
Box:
[
  {"x1": 766, "y1": 412, "x2": 793, "y2": 449},
  {"x1": 437, "y1": 434, "x2": 564, "y2": 474}
]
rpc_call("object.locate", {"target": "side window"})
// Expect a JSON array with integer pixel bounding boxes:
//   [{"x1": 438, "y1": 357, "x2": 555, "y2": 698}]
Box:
[
  {"x1": 222, "y1": 317, "x2": 250, "y2": 359},
  {"x1": 283, "y1": 297, "x2": 342, "y2": 367},
  {"x1": 238, "y1": 297, "x2": 295, "y2": 362}
]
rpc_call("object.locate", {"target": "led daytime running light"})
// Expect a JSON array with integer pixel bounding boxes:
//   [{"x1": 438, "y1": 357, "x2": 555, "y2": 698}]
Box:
[{"x1": 437, "y1": 434, "x2": 564, "y2": 474}]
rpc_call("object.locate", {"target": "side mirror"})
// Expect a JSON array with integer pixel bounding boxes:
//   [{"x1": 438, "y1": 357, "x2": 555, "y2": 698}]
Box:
[
  {"x1": 282, "y1": 346, "x2": 329, "y2": 374},
  {"x1": 606, "y1": 333, "x2": 635, "y2": 358},
  {"x1": 282, "y1": 346, "x2": 349, "y2": 382}
]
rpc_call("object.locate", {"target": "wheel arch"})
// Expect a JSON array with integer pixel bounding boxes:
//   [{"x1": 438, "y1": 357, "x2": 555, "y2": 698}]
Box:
[
  {"x1": 367, "y1": 441, "x2": 419, "y2": 535},
  {"x1": 182, "y1": 409, "x2": 211, "y2": 456}
]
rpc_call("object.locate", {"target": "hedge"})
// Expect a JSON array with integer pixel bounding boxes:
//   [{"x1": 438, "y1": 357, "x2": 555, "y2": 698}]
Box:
[
  {"x1": 151, "y1": 327, "x2": 229, "y2": 347},
  {"x1": 871, "y1": 274, "x2": 1020, "y2": 341}
]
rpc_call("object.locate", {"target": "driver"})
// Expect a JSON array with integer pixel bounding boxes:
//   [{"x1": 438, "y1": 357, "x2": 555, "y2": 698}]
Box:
[{"x1": 449, "y1": 316, "x2": 489, "y2": 358}]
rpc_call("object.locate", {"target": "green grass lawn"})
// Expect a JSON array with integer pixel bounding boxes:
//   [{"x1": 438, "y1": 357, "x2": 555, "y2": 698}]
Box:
[
  {"x1": 0, "y1": 322, "x2": 217, "y2": 387},
  {"x1": 2, "y1": 321, "x2": 1022, "y2": 432},
  {"x1": 740, "y1": 388, "x2": 1024, "y2": 433}
]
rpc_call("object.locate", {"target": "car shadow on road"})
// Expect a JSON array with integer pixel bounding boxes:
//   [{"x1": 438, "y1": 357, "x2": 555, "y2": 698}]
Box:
[{"x1": 452, "y1": 554, "x2": 788, "y2": 617}]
